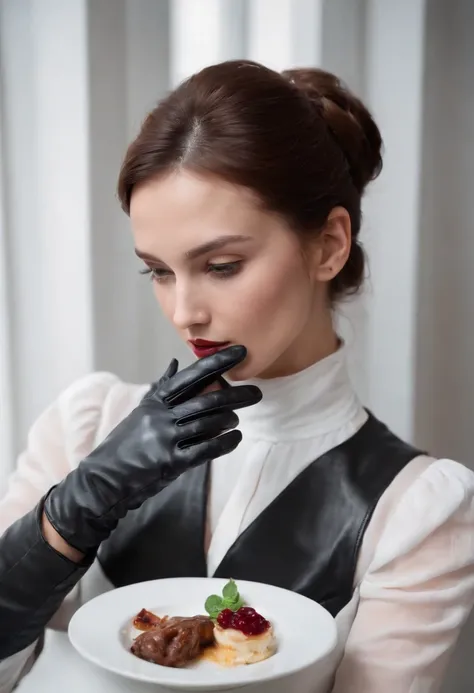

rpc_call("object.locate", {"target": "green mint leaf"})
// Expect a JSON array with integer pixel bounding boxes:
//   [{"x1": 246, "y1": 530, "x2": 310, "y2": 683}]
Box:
[
  {"x1": 205, "y1": 595, "x2": 223, "y2": 617},
  {"x1": 222, "y1": 598, "x2": 234, "y2": 609},
  {"x1": 222, "y1": 595, "x2": 241, "y2": 610},
  {"x1": 222, "y1": 579, "x2": 238, "y2": 602},
  {"x1": 205, "y1": 580, "x2": 244, "y2": 619},
  {"x1": 222, "y1": 589, "x2": 237, "y2": 602},
  {"x1": 231, "y1": 595, "x2": 244, "y2": 611}
]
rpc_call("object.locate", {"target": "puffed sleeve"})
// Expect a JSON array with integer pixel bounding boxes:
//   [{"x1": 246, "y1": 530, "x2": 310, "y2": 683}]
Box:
[
  {"x1": 0, "y1": 372, "x2": 121, "y2": 693},
  {"x1": 332, "y1": 458, "x2": 474, "y2": 693},
  {"x1": 0, "y1": 372, "x2": 122, "y2": 534}
]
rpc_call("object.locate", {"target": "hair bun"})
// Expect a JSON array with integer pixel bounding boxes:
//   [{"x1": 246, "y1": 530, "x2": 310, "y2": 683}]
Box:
[{"x1": 283, "y1": 68, "x2": 383, "y2": 194}]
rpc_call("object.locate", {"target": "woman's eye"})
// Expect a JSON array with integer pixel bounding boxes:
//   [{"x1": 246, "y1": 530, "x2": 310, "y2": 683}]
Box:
[
  {"x1": 139, "y1": 262, "x2": 242, "y2": 283},
  {"x1": 139, "y1": 267, "x2": 173, "y2": 282},
  {"x1": 208, "y1": 261, "x2": 242, "y2": 278}
]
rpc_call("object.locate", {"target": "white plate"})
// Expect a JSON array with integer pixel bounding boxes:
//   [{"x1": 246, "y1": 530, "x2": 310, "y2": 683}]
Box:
[{"x1": 68, "y1": 577, "x2": 338, "y2": 691}]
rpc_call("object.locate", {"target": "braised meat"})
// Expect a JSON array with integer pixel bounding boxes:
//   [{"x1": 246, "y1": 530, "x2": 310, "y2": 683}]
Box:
[
  {"x1": 131, "y1": 615, "x2": 214, "y2": 667},
  {"x1": 133, "y1": 608, "x2": 163, "y2": 631}
]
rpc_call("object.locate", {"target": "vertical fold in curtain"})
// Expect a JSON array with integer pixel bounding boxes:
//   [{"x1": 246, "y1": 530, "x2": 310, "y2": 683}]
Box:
[{"x1": 0, "y1": 80, "x2": 14, "y2": 495}]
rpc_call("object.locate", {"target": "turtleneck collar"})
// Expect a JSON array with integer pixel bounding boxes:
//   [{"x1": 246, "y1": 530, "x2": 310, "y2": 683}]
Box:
[{"x1": 236, "y1": 343, "x2": 364, "y2": 442}]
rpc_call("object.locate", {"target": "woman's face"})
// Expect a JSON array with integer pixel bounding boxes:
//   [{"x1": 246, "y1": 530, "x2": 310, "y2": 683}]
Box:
[{"x1": 130, "y1": 171, "x2": 335, "y2": 380}]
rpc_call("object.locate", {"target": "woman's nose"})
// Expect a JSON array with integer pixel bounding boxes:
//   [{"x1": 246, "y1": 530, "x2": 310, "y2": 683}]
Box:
[{"x1": 172, "y1": 284, "x2": 210, "y2": 330}]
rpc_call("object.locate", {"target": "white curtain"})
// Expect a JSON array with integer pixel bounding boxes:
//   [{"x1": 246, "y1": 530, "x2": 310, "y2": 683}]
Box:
[
  {"x1": 1, "y1": 0, "x2": 473, "y2": 482},
  {"x1": 0, "y1": 82, "x2": 14, "y2": 497}
]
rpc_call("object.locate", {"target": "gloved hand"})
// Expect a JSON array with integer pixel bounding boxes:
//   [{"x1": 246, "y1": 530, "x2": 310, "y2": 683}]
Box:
[{"x1": 44, "y1": 344, "x2": 261, "y2": 555}]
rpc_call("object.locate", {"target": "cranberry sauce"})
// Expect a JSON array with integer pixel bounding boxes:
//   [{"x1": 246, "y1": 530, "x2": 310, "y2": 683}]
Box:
[{"x1": 216, "y1": 607, "x2": 270, "y2": 636}]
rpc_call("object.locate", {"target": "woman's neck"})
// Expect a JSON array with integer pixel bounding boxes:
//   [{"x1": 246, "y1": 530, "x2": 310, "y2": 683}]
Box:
[
  {"x1": 237, "y1": 342, "x2": 363, "y2": 441},
  {"x1": 257, "y1": 305, "x2": 338, "y2": 380}
]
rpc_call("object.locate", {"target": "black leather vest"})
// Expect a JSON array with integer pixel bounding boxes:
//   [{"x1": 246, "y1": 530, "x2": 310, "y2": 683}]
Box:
[{"x1": 99, "y1": 414, "x2": 422, "y2": 617}]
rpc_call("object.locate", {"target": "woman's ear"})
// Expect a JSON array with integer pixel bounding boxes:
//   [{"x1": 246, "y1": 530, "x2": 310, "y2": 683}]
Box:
[{"x1": 310, "y1": 207, "x2": 352, "y2": 283}]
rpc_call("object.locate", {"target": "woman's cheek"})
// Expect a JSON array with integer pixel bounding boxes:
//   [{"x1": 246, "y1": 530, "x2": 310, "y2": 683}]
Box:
[{"x1": 153, "y1": 284, "x2": 174, "y2": 320}]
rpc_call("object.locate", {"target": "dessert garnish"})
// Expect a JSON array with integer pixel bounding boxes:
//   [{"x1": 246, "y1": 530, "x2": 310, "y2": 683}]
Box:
[
  {"x1": 204, "y1": 578, "x2": 244, "y2": 620},
  {"x1": 216, "y1": 606, "x2": 270, "y2": 636}
]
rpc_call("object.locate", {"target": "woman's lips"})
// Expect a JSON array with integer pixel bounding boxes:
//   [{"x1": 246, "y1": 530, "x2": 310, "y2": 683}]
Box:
[{"x1": 189, "y1": 340, "x2": 231, "y2": 358}]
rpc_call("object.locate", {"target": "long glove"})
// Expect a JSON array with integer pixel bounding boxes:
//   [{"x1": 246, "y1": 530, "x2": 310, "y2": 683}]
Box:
[{"x1": 0, "y1": 345, "x2": 261, "y2": 658}]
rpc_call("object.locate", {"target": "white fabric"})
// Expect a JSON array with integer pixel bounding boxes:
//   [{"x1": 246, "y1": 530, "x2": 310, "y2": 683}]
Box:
[
  {"x1": 1, "y1": 347, "x2": 474, "y2": 693},
  {"x1": 208, "y1": 349, "x2": 368, "y2": 574}
]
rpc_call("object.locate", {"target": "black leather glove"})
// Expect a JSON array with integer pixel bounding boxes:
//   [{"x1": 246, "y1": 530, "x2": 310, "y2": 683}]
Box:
[
  {"x1": 0, "y1": 345, "x2": 261, "y2": 659},
  {"x1": 44, "y1": 345, "x2": 260, "y2": 555}
]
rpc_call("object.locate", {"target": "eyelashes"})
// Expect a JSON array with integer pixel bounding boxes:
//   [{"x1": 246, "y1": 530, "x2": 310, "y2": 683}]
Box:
[
  {"x1": 207, "y1": 261, "x2": 242, "y2": 278},
  {"x1": 139, "y1": 261, "x2": 243, "y2": 283},
  {"x1": 139, "y1": 267, "x2": 169, "y2": 281}
]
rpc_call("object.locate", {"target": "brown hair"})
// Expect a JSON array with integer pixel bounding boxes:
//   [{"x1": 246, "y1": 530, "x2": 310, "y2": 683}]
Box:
[{"x1": 118, "y1": 60, "x2": 383, "y2": 299}]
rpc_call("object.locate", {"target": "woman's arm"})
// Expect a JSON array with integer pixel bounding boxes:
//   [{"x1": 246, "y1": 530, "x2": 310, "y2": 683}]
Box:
[
  {"x1": 0, "y1": 347, "x2": 260, "y2": 682},
  {"x1": 332, "y1": 459, "x2": 474, "y2": 693},
  {"x1": 0, "y1": 372, "x2": 121, "y2": 692},
  {"x1": 41, "y1": 513, "x2": 84, "y2": 562}
]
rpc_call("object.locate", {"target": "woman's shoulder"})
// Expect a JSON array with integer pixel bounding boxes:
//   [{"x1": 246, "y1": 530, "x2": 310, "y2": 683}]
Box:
[
  {"x1": 56, "y1": 371, "x2": 148, "y2": 417},
  {"x1": 405, "y1": 456, "x2": 474, "y2": 532},
  {"x1": 420, "y1": 456, "x2": 474, "y2": 492},
  {"x1": 1, "y1": 373, "x2": 149, "y2": 532},
  {"x1": 56, "y1": 371, "x2": 146, "y2": 410},
  {"x1": 54, "y1": 371, "x2": 149, "y2": 449},
  {"x1": 367, "y1": 456, "x2": 474, "y2": 574},
  {"x1": 25, "y1": 371, "x2": 149, "y2": 469},
  {"x1": 400, "y1": 456, "x2": 474, "y2": 525}
]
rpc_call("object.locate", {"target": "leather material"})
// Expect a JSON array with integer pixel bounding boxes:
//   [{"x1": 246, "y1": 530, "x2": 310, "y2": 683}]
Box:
[
  {"x1": 0, "y1": 346, "x2": 261, "y2": 659},
  {"x1": 44, "y1": 346, "x2": 261, "y2": 554},
  {"x1": 0, "y1": 499, "x2": 93, "y2": 659},
  {"x1": 99, "y1": 414, "x2": 423, "y2": 617}
]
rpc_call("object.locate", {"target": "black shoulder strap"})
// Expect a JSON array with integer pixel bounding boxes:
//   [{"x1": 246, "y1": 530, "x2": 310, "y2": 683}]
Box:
[{"x1": 214, "y1": 414, "x2": 423, "y2": 614}]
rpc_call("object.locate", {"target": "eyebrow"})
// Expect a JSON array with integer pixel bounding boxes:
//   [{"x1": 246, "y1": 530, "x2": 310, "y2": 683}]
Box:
[{"x1": 135, "y1": 234, "x2": 254, "y2": 263}]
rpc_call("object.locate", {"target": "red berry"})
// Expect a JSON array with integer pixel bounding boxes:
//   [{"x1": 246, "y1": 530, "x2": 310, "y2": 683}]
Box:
[
  {"x1": 237, "y1": 607, "x2": 256, "y2": 617},
  {"x1": 226, "y1": 606, "x2": 271, "y2": 635},
  {"x1": 217, "y1": 608, "x2": 234, "y2": 629}
]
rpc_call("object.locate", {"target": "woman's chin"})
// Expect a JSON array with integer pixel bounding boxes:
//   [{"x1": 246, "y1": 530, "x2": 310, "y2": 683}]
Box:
[
  {"x1": 225, "y1": 367, "x2": 248, "y2": 383},
  {"x1": 225, "y1": 359, "x2": 265, "y2": 382},
  {"x1": 225, "y1": 361, "x2": 256, "y2": 382}
]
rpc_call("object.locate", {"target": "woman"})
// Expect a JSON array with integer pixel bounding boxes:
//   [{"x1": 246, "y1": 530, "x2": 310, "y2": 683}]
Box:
[{"x1": 0, "y1": 60, "x2": 473, "y2": 693}]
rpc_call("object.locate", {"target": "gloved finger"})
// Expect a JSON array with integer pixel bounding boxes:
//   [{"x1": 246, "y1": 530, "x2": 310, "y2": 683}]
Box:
[
  {"x1": 178, "y1": 429, "x2": 243, "y2": 467},
  {"x1": 159, "y1": 345, "x2": 247, "y2": 405},
  {"x1": 176, "y1": 411, "x2": 240, "y2": 448},
  {"x1": 162, "y1": 358, "x2": 179, "y2": 380},
  {"x1": 142, "y1": 358, "x2": 180, "y2": 401},
  {"x1": 173, "y1": 384, "x2": 262, "y2": 423}
]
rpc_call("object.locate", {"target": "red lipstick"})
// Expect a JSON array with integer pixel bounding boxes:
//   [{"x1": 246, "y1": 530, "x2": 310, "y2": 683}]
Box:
[{"x1": 189, "y1": 339, "x2": 230, "y2": 358}]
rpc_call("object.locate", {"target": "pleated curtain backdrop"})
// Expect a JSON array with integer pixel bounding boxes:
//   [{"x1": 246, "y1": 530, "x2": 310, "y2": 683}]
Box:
[{"x1": 1, "y1": 0, "x2": 473, "y2": 496}]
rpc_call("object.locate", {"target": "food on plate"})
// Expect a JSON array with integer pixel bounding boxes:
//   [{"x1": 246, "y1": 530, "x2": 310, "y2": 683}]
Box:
[
  {"x1": 204, "y1": 581, "x2": 277, "y2": 666},
  {"x1": 131, "y1": 615, "x2": 214, "y2": 667},
  {"x1": 130, "y1": 579, "x2": 277, "y2": 668},
  {"x1": 133, "y1": 608, "x2": 163, "y2": 631},
  {"x1": 211, "y1": 606, "x2": 276, "y2": 665}
]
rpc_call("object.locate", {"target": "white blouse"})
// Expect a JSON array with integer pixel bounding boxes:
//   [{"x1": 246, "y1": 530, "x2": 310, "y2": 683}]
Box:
[{"x1": 1, "y1": 347, "x2": 474, "y2": 693}]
